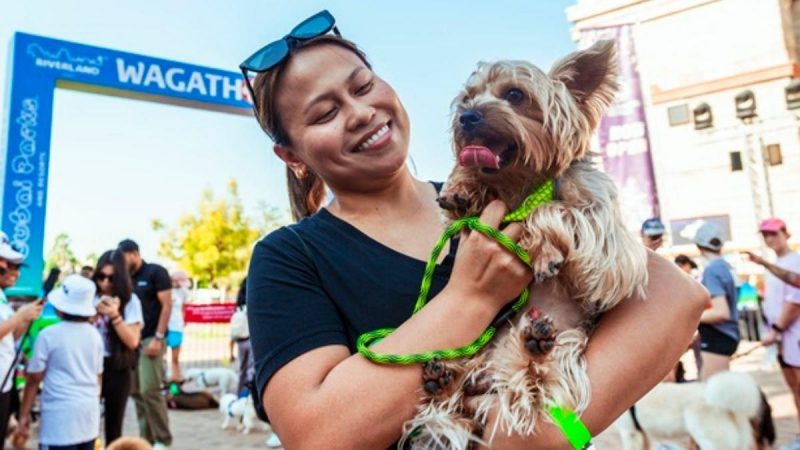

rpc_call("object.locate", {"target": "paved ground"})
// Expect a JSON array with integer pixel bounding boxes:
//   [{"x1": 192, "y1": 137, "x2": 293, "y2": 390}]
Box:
[{"x1": 12, "y1": 342, "x2": 800, "y2": 449}]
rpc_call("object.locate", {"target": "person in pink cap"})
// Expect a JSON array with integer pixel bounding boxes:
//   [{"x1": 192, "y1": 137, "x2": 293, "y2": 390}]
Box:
[{"x1": 746, "y1": 217, "x2": 800, "y2": 432}]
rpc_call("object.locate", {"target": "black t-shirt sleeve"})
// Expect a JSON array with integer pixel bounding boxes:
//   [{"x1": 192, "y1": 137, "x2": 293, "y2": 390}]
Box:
[
  {"x1": 247, "y1": 227, "x2": 348, "y2": 406},
  {"x1": 152, "y1": 265, "x2": 172, "y2": 292}
]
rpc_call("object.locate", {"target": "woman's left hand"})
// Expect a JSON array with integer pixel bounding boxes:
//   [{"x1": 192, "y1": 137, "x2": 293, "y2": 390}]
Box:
[
  {"x1": 96, "y1": 295, "x2": 121, "y2": 317},
  {"x1": 761, "y1": 329, "x2": 779, "y2": 346}
]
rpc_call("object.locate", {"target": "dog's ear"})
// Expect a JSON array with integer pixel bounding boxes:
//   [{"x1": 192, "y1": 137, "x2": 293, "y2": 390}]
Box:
[{"x1": 549, "y1": 40, "x2": 617, "y2": 126}]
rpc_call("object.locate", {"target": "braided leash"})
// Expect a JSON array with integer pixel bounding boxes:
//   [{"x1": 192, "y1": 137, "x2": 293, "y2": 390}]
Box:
[{"x1": 356, "y1": 179, "x2": 554, "y2": 364}]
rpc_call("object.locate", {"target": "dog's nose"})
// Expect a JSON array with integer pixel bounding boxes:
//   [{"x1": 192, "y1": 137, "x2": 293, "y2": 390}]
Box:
[{"x1": 459, "y1": 110, "x2": 482, "y2": 131}]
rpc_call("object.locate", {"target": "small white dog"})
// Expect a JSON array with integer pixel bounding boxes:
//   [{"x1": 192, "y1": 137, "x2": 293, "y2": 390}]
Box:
[
  {"x1": 219, "y1": 393, "x2": 271, "y2": 435},
  {"x1": 185, "y1": 367, "x2": 238, "y2": 395},
  {"x1": 613, "y1": 371, "x2": 774, "y2": 450}
]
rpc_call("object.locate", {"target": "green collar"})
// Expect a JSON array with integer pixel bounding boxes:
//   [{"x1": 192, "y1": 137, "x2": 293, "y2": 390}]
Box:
[{"x1": 503, "y1": 179, "x2": 555, "y2": 223}]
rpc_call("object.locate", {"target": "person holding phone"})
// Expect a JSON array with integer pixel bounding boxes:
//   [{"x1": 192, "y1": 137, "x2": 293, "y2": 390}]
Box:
[{"x1": 0, "y1": 232, "x2": 43, "y2": 443}]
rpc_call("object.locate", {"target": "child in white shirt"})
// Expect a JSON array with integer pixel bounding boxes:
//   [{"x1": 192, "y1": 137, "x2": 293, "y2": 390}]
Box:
[{"x1": 19, "y1": 275, "x2": 103, "y2": 450}]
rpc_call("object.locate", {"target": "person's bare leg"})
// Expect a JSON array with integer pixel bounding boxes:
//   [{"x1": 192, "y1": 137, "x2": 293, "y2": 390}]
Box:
[
  {"x1": 171, "y1": 346, "x2": 182, "y2": 381},
  {"x1": 699, "y1": 352, "x2": 729, "y2": 380},
  {"x1": 782, "y1": 365, "x2": 800, "y2": 429}
]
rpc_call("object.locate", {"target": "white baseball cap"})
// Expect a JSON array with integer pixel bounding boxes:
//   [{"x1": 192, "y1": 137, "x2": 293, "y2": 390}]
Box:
[
  {"x1": 48, "y1": 275, "x2": 97, "y2": 317},
  {"x1": 692, "y1": 222, "x2": 724, "y2": 252},
  {"x1": 0, "y1": 232, "x2": 23, "y2": 264}
]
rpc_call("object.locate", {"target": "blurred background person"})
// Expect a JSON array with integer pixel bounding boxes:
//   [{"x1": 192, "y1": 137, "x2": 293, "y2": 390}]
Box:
[
  {"x1": 118, "y1": 239, "x2": 172, "y2": 450},
  {"x1": 748, "y1": 218, "x2": 800, "y2": 434},
  {"x1": 674, "y1": 254, "x2": 698, "y2": 277},
  {"x1": 641, "y1": 217, "x2": 666, "y2": 251},
  {"x1": 93, "y1": 250, "x2": 143, "y2": 446},
  {"x1": 80, "y1": 265, "x2": 94, "y2": 279},
  {"x1": 692, "y1": 222, "x2": 740, "y2": 380},
  {"x1": 167, "y1": 270, "x2": 189, "y2": 383},
  {"x1": 0, "y1": 233, "x2": 42, "y2": 444}
]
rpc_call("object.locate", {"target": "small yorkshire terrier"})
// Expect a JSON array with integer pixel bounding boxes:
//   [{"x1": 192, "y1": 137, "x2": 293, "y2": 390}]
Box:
[{"x1": 403, "y1": 40, "x2": 649, "y2": 449}]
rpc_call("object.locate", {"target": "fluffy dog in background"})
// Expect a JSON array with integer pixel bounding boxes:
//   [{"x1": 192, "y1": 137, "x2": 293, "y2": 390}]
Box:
[
  {"x1": 219, "y1": 393, "x2": 270, "y2": 434},
  {"x1": 404, "y1": 40, "x2": 649, "y2": 449},
  {"x1": 184, "y1": 367, "x2": 238, "y2": 395},
  {"x1": 613, "y1": 371, "x2": 775, "y2": 450}
]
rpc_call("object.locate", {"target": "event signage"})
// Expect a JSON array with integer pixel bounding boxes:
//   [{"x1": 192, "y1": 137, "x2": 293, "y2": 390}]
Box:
[
  {"x1": 579, "y1": 25, "x2": 660, "y2": 231},
  {"x1": 2, "y1": 32, "x2": 252, "y2": 296}
]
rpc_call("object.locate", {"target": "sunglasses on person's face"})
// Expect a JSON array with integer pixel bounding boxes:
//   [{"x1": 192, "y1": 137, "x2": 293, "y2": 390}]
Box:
[
  {"x1": 97, "y1": 273, "x2": 114, "y2": 283},
  {"x1": 0, "y1": 267, "x2": 7, "y2": 276},
  {"x1": 761, "y1": 231, "x2": 779, "y2": 238},
  {"x1": 239, "y1": 10, "x2": 340, "y2": 121}
]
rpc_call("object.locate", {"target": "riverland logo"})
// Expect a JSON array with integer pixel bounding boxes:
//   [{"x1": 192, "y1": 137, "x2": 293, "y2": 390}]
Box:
[{"x1": 26, "y1": 43, "x2": 104, "y2": 75}]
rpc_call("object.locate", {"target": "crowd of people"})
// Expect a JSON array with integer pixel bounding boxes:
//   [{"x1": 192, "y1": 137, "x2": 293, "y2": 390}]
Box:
[{"x1": 641, "y1": 215, "x2": 800, "y2": 447}]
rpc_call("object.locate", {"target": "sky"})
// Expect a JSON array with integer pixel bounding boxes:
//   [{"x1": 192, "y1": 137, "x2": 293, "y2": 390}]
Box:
[{"x1": 0, "y1": 1, "x2": 577, "y2": 267}]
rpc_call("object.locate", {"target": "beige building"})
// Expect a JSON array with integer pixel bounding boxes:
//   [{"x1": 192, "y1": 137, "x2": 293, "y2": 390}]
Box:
[{"x1": 568, "y1": 0, "x2": 800, "y2": 256}]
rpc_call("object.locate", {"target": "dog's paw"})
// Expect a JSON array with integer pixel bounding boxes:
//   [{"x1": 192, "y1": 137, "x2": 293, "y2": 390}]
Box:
[
  {"x1": 437, "y1": 192, "x2": 470, "y2": 213},
  {"x1": 530, "y1": 242, "x2": 565, "y2": 283},
  {"x1": 422, "y1": 358, "x2": 455, "y2": 398},
  {"x1": 463, "y1": 369, "x2": 494, "y2": 397},
  {"x1": 524, "y1": 310, "x2": 558, "y2": 356}
]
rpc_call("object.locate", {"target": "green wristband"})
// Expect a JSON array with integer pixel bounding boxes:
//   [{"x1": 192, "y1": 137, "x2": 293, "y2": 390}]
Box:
[{"x1": 548, "y1": 405, "x2": 593, "y2": 450}]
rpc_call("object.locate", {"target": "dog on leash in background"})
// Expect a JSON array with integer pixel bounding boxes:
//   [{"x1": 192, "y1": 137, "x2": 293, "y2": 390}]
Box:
[
  {"x1": 219, "y1": 393, "x2": 270, "y2": 434},
  {"x1": 614, "y1": 371, "x2": 775, "y2": 450},
  {"x1": 184, "y1": 367, "x2": 238, "y2": 395},
  {"x1": 403, "y1": 40, "x2": 650, "y2": 449}
]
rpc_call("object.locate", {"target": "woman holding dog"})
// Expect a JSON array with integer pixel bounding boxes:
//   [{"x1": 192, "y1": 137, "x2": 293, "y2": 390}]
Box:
[
  {"x1": 93, "y1": 250, "x2": 143, "y2": 445},
  {"x1": 243, "y1": 10, "x2": 708, "y2": 449}
]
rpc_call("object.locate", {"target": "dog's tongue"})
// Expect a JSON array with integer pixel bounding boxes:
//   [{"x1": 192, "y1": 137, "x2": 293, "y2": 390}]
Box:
[{"x1": 458, "y1": 146, "x2": 499, "y2": 169}]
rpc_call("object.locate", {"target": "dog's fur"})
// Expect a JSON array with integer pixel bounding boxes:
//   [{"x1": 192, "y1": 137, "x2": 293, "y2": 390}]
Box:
[
  {"x1": 613, "y1": 371, "x2": 775, "y2": 450},
  {"x1": 403, "y1": 41, "x2": 649, "y2": 448},
  {"x1": 219, "y1": 393, "x2": 271, "y2": 435},
  {"x1": 185, "y1": 367, "x2": 238, "y2": 395}
]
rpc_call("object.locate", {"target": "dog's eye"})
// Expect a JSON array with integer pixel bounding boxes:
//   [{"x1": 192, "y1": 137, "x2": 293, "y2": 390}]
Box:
[
  {"x1": 461, "y1": 95, "x2": 470, "y2": 104},
  {"x1": 504, "y1": 88, "x2": 524, "y2": 105}
]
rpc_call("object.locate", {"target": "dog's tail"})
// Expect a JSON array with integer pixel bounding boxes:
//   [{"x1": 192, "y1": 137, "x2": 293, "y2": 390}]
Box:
[
  {"x1": 753, "y1": 389, "x2": 776, "y2": 449},
  {"x1": 703, "y1": 371, "x2": 762, "y2": 418}
]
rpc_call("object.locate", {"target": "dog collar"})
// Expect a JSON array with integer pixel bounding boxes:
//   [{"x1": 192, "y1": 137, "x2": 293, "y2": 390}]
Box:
[
  {"x1": 548, "y1": 405, "x2": 594, "y2": 450},
  {"x1": 503, "y1": 179, "x2": 555, "y2": 223}
]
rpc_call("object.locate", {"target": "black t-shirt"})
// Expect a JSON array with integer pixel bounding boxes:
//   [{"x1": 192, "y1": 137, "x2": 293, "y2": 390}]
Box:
[
  {"x1": 132, "y1": 261, "x2": 172, "y2": 339},
  {"x1": 247, "y1": 188, "x2": 455, "y2": 442}
]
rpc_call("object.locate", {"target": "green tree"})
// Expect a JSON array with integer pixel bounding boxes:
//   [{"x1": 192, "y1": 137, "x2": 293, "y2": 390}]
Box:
[
  {"x1": 45, "y1": 233, "x2": 79, "y2": 274},
  {"x1": 153, "y1": 179, "x2": 283, "y2": 290}
]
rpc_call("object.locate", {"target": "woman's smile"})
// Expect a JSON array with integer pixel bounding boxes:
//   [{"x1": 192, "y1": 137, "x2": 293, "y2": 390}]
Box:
[{"x1": 353, "y1": 121, "x2": 392, "y2": 153}]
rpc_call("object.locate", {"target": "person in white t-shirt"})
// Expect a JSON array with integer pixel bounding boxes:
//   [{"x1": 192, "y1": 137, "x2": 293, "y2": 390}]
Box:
[
  {"x1": 18, "y1": 275, "x2": 103, "y2": 450},
  {"x1": 92, "y1": 250, "x2": 143, "y2": 446},
  {"x1": 167, "y1": 270, "x2": 188, "y2": 382},
  {"x1": 0, "y1": 233, "x2": 43, "y2": 443},
  {"x1": 745, "y1": 218, "x2": 800, "y2": 434}
]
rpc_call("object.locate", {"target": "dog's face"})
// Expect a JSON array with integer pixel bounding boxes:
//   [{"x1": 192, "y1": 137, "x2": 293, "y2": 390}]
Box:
[{"x1": 448, "y1": 40, "x2": 617, "y2": 199}]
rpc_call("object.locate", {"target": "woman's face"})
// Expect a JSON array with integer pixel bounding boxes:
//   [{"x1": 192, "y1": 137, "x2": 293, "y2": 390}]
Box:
[
  {"x1": 96, "y1": 265, "x2": 114, "y2": 294},
  {"x1": 274, "y1": 44, "x2": 411, "y2": 192}
]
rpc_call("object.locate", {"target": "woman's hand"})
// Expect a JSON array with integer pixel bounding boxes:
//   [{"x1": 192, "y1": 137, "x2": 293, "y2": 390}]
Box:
[
  {"x1": 761, "y1": 329, "x2": 779, "y2": 346},
  {"x1": 15, "y1": 300, "x2": 43, "y2": 323},
  {"x1": 446, "y1": 200, "x2": 532, "y2": 312},
  {"x1": 96, "y1": 296, "x2": 121, "y2": 318}
]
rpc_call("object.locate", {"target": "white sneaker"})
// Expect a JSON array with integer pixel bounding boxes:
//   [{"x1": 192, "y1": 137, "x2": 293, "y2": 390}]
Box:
[
  {"x1": 153, "y1": 443, "x2": 170, "y2": 450},
  {"x1": 265, "y1": 433, "x2": 282, "y2": 448}
]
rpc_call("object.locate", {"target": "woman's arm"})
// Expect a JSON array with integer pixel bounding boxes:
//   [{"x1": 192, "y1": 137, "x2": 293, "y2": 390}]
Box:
[
  {"x1": 111, "y1": 319, "x2": 142, "y2": 350},
  {"x1": 481, "y1": 251, "x2": 709, "y2": 449},
  {"x1": 263, "y1": 202, "x2": 532, "y2": 450},
  {"x1": 698, "y1": 295, "x2": 730, "y2": 324},
  {"x1": 744, "y1": 251, "x2": 800, "y2": 288}
]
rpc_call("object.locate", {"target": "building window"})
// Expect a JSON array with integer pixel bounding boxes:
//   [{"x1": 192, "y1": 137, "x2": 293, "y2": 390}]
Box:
[
  {"x1": 765, "y1": 144, "x2": 783, "y2": 166},
  {"x1": 730, "y1": 151, "x2": 743, "y2": 171},
  {"x1": 667, "y1": 104, "x2": 690, "y2": 126},
  {"x1": 693, "y1": 103, "x2": 713, "y2": 130}
]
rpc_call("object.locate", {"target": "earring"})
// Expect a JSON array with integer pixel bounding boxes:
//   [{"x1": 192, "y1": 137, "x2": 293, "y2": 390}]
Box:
[{"x1": 294, "y1": 167, "x2": 307, "y2": 179}]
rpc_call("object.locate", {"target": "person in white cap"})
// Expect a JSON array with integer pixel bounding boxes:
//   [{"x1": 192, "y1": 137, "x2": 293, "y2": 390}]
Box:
[
  {"x1": 0, "y1": 231, "x2": 43, "y2": 444},
  {"x1": 692, "y1": 222, "x2": 740, "y2": 380},
  {"x1": 17, "y1": 275, "x2": 103, "y2": 450}
]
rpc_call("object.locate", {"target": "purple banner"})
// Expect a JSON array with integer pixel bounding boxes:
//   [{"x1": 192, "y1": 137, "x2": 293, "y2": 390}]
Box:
[{"x1": 579, "y1": 25, "x2": 659, "y2": 231}]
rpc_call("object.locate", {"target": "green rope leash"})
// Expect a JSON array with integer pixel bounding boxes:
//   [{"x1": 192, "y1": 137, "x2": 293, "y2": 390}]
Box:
[{"x1": 356, "y1": 179, "x2": 555, "y2": 365}]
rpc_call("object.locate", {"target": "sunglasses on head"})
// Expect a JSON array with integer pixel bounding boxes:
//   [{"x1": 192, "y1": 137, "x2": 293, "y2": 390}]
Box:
[
  {"x1": 96, "y1": 273, "x2": 114, "y2": 282},
  {"x1": 239, "y1": 10, "x2": 340, "y2": 122}
]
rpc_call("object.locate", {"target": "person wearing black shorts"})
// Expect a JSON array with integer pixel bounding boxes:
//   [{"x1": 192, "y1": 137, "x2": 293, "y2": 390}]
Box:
[{"x1": 692, "y1": 223, "x2": 740, "y2": 380}]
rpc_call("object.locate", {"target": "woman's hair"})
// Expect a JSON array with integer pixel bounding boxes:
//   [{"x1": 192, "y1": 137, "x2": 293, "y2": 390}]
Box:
[
  {"x1": 57, "y1": 311, "x2": 92, "y2": 322},
  {"x1": 674, "y1": 254, "x2": 698, "y2": 270},
  {"x1": 251, "y1": 35, "x2": 371, "y2": 221},
  {"x1": 236, "y1": 276, "x2": 247, "y2": 308},
  {"x1": 93, "y1": 249, "x2": 133, "y2": 313}
]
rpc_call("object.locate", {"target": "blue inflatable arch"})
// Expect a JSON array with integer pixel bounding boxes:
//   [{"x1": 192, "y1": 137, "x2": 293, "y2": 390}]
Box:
[{"x1": 2, "y1": 32, "x2": 252, "y2": 296}]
